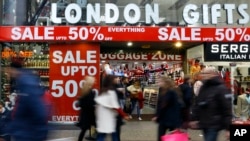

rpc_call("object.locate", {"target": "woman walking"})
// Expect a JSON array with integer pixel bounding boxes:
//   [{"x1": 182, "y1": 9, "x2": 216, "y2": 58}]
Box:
[
  {"x1": 77, "y1": 76, "x2": 97, "y2": 141},
  {"x1": 95, "y1": 75, "x2": 129, "y2": 141},
  {"x1": 152, "y1": 76, "x2": 182, "y2": 141}
]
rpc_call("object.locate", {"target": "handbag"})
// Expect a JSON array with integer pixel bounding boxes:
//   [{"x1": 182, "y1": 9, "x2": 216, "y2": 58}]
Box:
[{"x1": 161, "y1": 129, "x2": 189, "y2": 141}]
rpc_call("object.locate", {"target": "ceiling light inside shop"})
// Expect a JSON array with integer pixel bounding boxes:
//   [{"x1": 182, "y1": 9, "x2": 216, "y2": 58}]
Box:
[
  {"x1": 127, "y1": 42, "x2": 133, "y2": 46},
  {"x1": 175, "y1": 42, "x2": 182, "y2": 48}
]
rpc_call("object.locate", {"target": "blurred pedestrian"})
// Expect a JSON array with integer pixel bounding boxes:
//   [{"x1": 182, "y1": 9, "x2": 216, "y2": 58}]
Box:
[
  {"x1": 0, "y1": 100, "x2": 11, "y2": 141},
  {"x1": 6, "y1": 58, "x2": 48, "y2": 141},
  {"x1": 76, "y1": 76, "x2": 97, "y2": 141},
  {"x1": 178, "y1": 76, "x2": 193, "y2": 129},
  {"x1": 152, "y1": 76, "x2": 182, "y2": 141},
  {"x1": 120, "y1": 77, "x2": 131, "y2": 114},
  {"x1": 114, "y1": 76, "x2": 126, "y2": 110},
  {"x1": 95, "y1": 75, "x2": 129, "y2": 141},
  {"x1": 113, "y1": 76, "x2": 127, "y2": 141},
  {"x1": 189, "y1": 67, "x2": 232, "y2": 141},
  {"x1": 127, "y1": 79, "x2": 143, "y2": 120}
]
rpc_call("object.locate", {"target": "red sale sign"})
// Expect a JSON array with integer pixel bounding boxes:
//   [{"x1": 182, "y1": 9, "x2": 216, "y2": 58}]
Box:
[
  {"x1": 1, "y1": 26, "x2": 250, "y2": 42},
  {"x1": 49, "y1": 43, "x2": 100, "y2": 122}
]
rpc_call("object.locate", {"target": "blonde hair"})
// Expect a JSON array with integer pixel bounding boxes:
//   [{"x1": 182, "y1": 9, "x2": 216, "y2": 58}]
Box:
[
  {"x1": 80, "y1": 76, "x2": 95, "y2": 96},
  {"x1": 158, "y1": 75, "x2": 175, "y2": 94}
]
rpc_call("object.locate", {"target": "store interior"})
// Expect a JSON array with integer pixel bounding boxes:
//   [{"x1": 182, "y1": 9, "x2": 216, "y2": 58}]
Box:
[{"x1": 1, "y1": 39, "x2": 250, "y2": 120}]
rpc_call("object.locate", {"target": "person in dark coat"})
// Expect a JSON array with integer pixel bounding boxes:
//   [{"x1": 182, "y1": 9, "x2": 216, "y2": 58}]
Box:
[
  {"x1": 77, "y1": 76, "x2": 97, "y2": 141},
  {"x1": 7, "y1": 58, "x2": 49, "y2": 141},
  {"x1": 178, "y1": 76, "x2": 193, "y2": 129},
  {"x1": 152, "y1": 75, "x2": 182, "y2": 141},
  {"x1": 0, "y1": 100, "x2": 11, "y2": 141},
  {"x1": 189, "y1": 67, "x2": 232, "y2": 141}
]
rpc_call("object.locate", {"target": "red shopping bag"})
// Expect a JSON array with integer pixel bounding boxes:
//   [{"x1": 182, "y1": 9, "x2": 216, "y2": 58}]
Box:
[{"x1": 161, "y1": 130, "x2": 189, "y2": 141}]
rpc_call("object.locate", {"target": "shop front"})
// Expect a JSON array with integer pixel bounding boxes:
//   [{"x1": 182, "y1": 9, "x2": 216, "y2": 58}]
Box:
[{"x1": 1, "y1": 0, "x2": 250, "y2": 123}]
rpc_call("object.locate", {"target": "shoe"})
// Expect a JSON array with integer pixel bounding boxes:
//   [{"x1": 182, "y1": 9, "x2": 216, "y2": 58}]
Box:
[
  {"x1": 138, "y1": 117, "x2": 142, "y2": 121},
  {"x1": 129, "y1": 115, "x2": 132, "y2": 119}
]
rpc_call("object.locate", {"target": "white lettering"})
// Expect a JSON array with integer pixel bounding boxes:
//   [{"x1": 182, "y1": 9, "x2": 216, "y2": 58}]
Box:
[
  {"x1": 183, "y1": 4, "x2": 199, "y2": 25},
  {"x1": 238, "y1": 4, "x2": 249, "y2": 24},
  {"x1": 234, "y1": 129, "x2": 247, "y2": 136},
  {"x1": 224, "y1": 4, "x2": 235, "y2": 24},
  {"x1": 124, "y1": 3, "x2": 141, "y2": 24},
  {"x1": 87, "y1": 3, "x2": 101, "y2": 23},
  {"x1": 87, "y1": 51, "x2": 97, "y2": 63},
  {"x1": 145, "y1": 4, "x2": 159, "y2": 24},
  {"x1": 65, "y1": 3, "x2": 82, "y2": 24},
  {"x1": 52, "y1": 115, "x2": 79, "y2": 122},
  {"x1": 105, "y1": 3, "x2": 119, "y2": 24}
]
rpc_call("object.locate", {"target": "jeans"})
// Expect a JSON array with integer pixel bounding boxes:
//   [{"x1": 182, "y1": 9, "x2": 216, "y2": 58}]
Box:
[
  {"x1": 97, "y1": 132, "x2": 118, "y2": 141},
  {"x1": 130, "y1": 99, "x2": 141, "y2": 117},
  {"x1": 202, "y1": 128, "x2": 220, "y2": 141},
  {"x1": 119, "y1": 99, "x2": 125, "y2": 110}
]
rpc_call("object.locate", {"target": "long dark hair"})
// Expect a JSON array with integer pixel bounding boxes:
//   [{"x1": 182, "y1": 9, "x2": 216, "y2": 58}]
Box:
[
  {"x1": 158, "y1": 75, "x2": 175, "y2": 95},
  {"x1": 100, "y1": 75, "x2": 116, "y2": 94}
]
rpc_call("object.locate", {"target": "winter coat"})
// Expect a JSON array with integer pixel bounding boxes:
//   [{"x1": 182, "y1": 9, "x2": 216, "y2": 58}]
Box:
[
  {"x1": 95, "y1": 90, "x2": 120, "y2": 133},
  {"x1": 0, "y1": 108, "x2": 11, "y2": 136},
  {"x1": 77, "y1": 90, "x2": 96, "y2": 129},
  {"x1": 155, "y1": 89, "x2": 182, "y2": 128},
  {"x1": 179, "y1": 83, "x2": 193, "y2": 108},
  {"x1": 191, "y1": 76, "x2": 232, "y2": 130},
  {"x1": 9, "y1": 69, "x2": 48, "y2": 141}
]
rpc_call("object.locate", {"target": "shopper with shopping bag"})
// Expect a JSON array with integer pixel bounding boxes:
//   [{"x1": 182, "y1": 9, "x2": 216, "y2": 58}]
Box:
[
  {"x1": 152, "y1": 75, "x2": 183, "y2": 141},
  {"x1": 161, "y1": 129, "x2": 188, "y2": 141}
]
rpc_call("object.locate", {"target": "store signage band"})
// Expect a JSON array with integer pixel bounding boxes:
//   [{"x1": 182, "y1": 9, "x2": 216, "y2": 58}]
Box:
[
  {"x1": 204, "y1": 42, "x2": 250, "y2": 61},
  {"x1": 100, "y1": 53, "x2": 182, "y2": 61},
  {"x1": 51, "y1": 3, "x2": 250, "y2": 25},
  {"x1": 1, "y1": 26, "x2": 250, "y2": 42}
]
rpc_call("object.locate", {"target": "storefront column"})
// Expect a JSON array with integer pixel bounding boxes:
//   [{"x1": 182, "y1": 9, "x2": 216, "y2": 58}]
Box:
[
  {"x1": 0, "y1": 44, "x2": 2, "y2": 99},
  {"x1": 16, "y1": 0, "x2": 27, "y2": 25},
  {"x1": 0, "y1": 0, "x2": 2, "y2": 25}
]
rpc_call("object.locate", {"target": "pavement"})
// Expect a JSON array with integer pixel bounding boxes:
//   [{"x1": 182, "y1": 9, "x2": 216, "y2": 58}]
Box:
[{"x1": 47, "y1": 120, "x2": 227, "y2": 141}]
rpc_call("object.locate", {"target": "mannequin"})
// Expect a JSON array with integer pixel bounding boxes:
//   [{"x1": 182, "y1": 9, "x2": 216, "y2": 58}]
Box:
[
  {"x1": 190, "y1": 59, "x2": 201, "y2": 78},
  {"x1": 235, "y1": 87, "x2": 250, "y2": 120}
]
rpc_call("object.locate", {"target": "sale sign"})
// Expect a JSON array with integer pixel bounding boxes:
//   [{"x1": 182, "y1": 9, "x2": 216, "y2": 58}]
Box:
[
  {"x1": 1, "y1": 26, "x2": 250, "y2": 42},
  {"x1": 49, "y1": 43, "x2": 100, "y2": 122}
]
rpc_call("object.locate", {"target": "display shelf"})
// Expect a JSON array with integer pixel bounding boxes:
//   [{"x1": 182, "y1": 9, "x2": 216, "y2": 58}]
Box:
[
  {"x1": 143, "y1": 86, "x2": 159, "y2": 109},
  {"x1": 25, "y1": 67, "x2": 49, "y2": 69},
  {"x1": 40, "y1": 76, "x2": 49, "y2": 78},
  {"x1": 143, "y1": 91, "x2": 150, "y2": 104}
]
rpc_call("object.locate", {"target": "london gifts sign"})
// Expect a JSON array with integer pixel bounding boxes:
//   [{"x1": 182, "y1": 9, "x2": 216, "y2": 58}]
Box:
[{"x1": 50, "y1": 2, "x2": 250, "y2": 25}]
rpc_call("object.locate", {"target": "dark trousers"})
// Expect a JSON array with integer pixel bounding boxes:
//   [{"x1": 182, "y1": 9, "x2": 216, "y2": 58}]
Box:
[
  {"x1": 78, "y1": 127, "x2": 88, "y2": 141},
  {"x1": 97, "y1": 132, "x2": 118, "y2": 141},
  {"x1": 0, "y1": 135, "x2": 11, "y2": 141},
  {"x1": 116, "y1": 115, "x2": 124, "y2": 141},
  {"x1": 202, "y1": 128, "x2": 220, "y2": 141},
  {"x1": 157, "y1": 124, "x2": 175, "y2": 141}
]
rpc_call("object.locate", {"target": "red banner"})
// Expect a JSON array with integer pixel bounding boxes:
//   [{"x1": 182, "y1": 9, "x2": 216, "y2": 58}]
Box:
[
  {"x1": 49, "y1": 43, "x2": 100, "y2": 122},
  {"x1": 1, "y1": 26, "x2": 250, "y2": 42}
]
